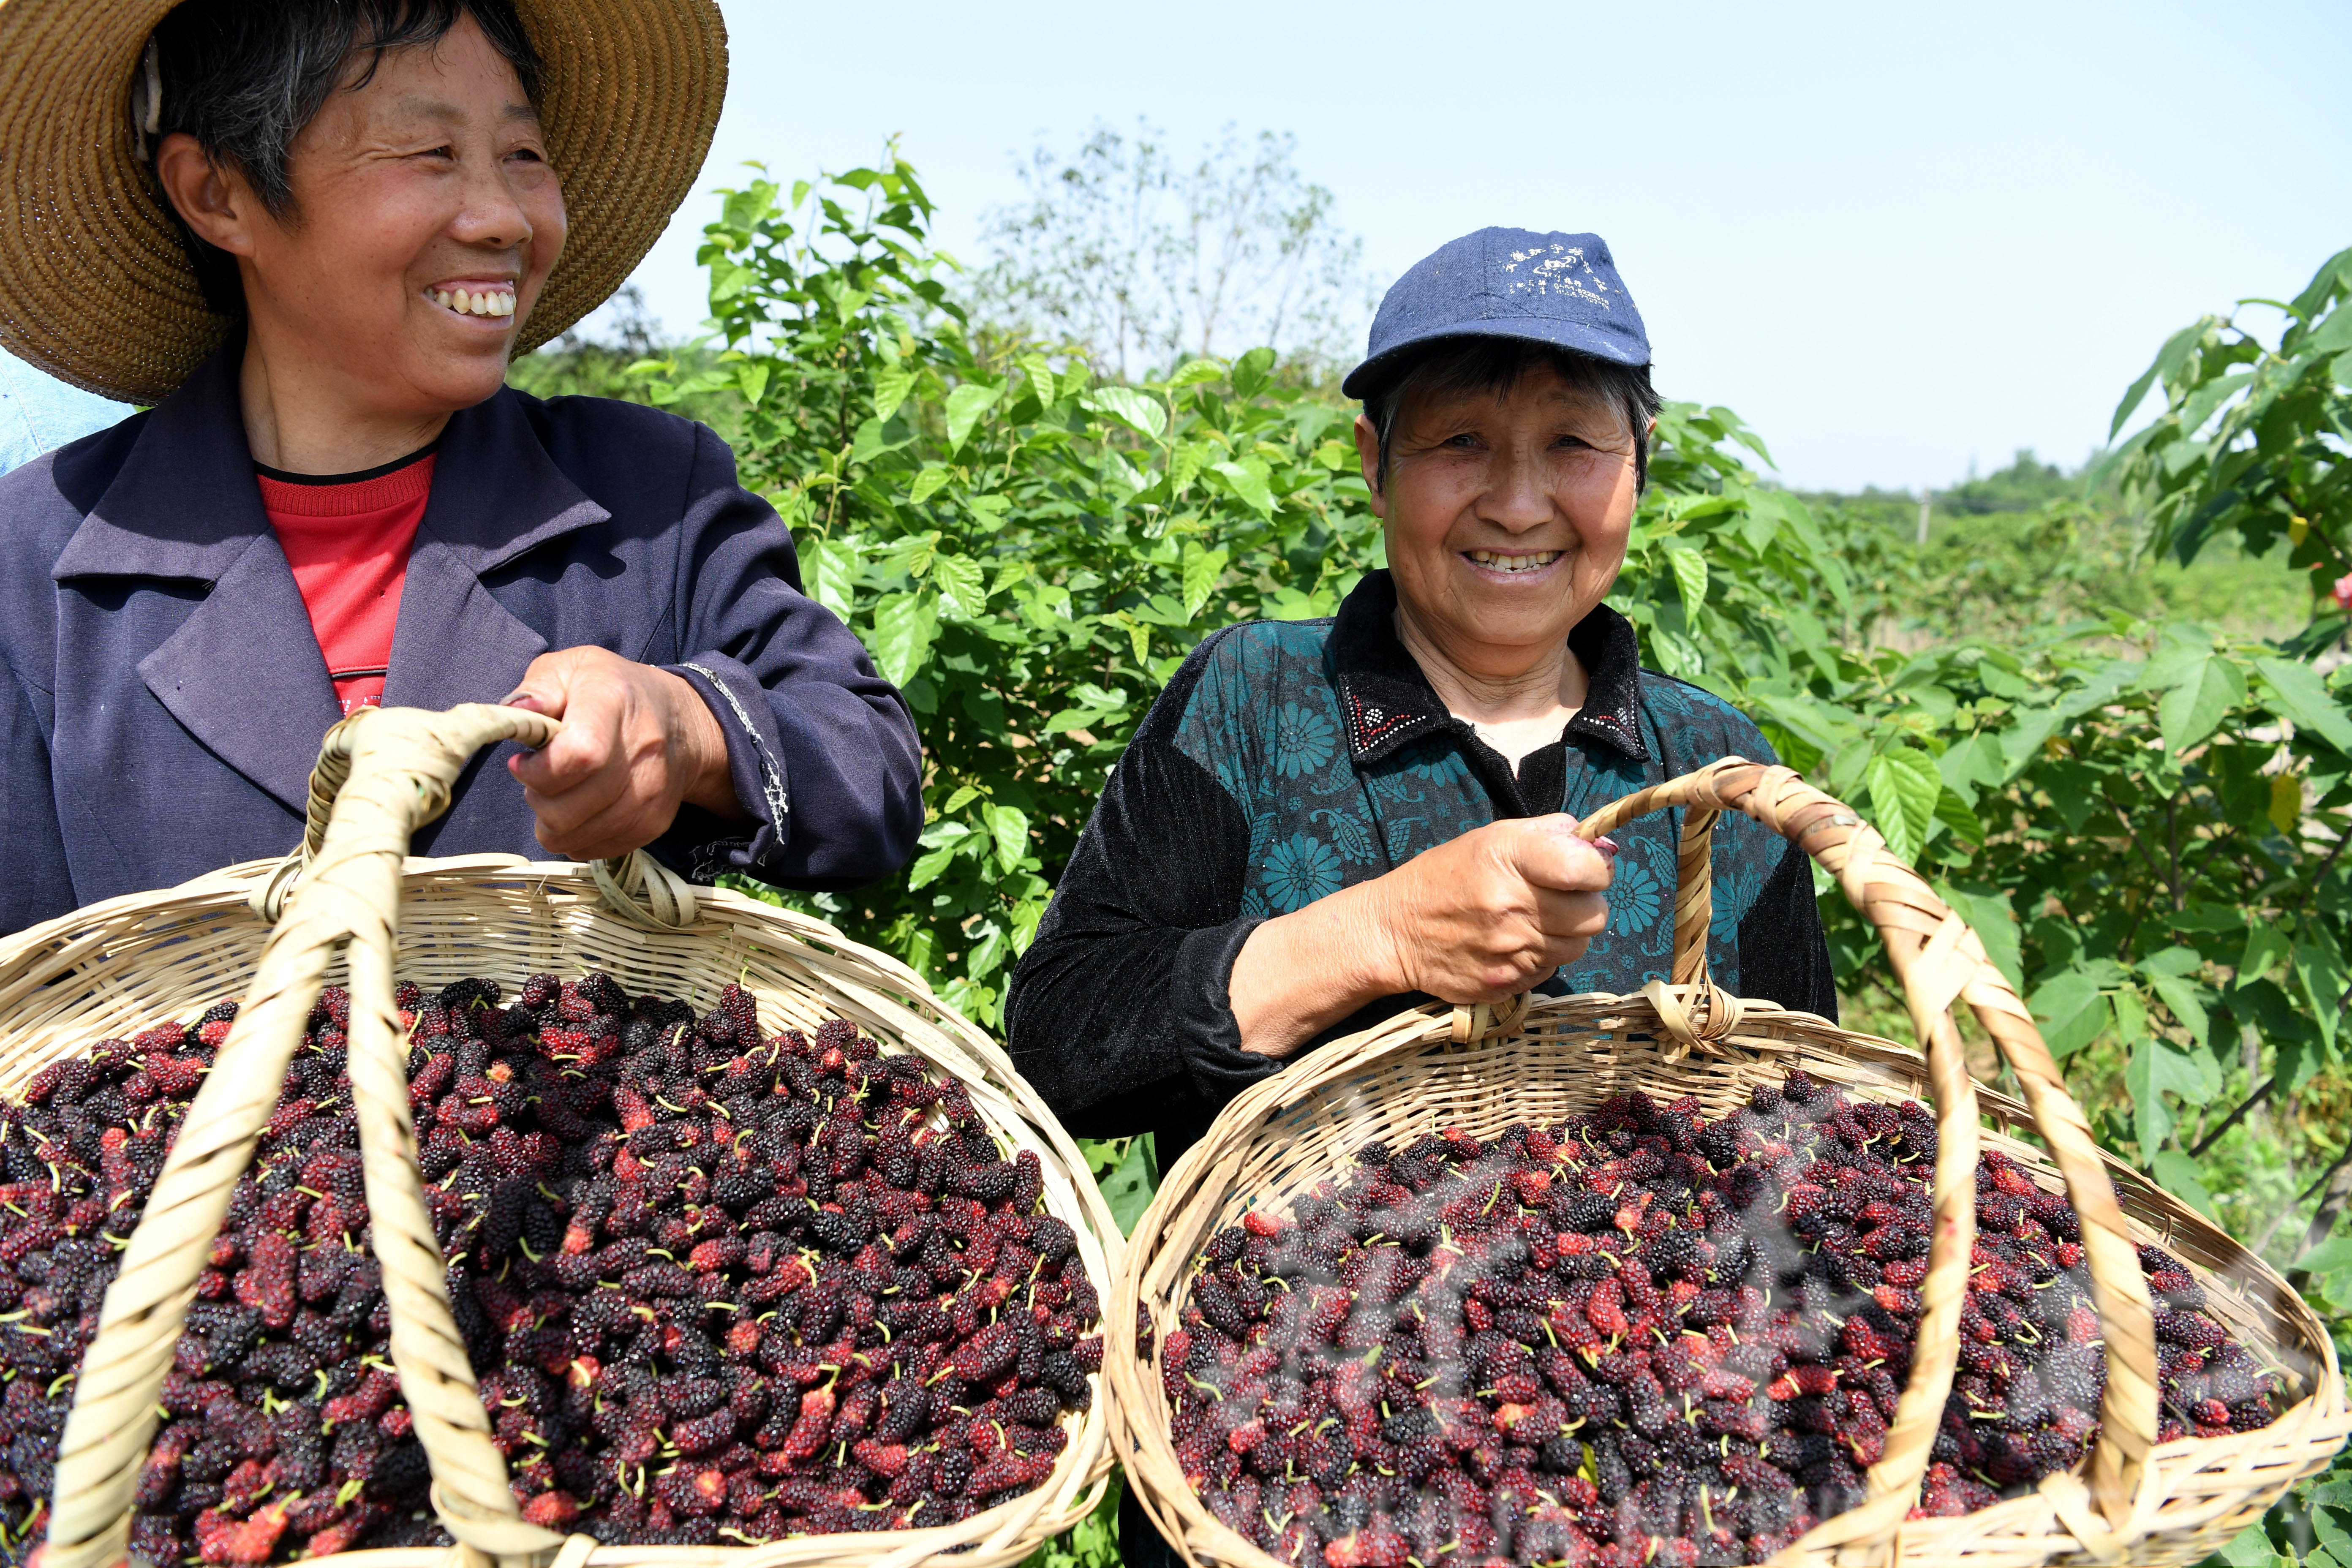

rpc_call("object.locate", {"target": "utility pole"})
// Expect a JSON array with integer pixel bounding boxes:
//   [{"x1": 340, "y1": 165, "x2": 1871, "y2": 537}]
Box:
[{"x1": 1916, "y1": 490, "x2": 1933, "y2": 546}]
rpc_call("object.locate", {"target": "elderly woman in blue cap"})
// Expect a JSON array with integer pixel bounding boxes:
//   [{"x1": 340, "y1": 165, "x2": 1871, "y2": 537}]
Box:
[{"x1": 1007, "y1": 228, "x2": 1835, "y2": 1162}]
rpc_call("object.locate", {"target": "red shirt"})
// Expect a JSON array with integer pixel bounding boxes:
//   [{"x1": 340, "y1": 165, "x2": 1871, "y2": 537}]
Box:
[{"x1": 256, "y1": 451, "x2": 434, "y2": 716}]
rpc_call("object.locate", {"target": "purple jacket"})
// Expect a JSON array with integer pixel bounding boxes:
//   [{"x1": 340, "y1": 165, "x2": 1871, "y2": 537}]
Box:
[{"x1": 0, "y1": 341, "x2": 924, "y2": 935}]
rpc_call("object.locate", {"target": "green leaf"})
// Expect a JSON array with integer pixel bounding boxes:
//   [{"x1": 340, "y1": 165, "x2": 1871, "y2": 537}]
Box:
[
  {"x1": 906, "y1": 463, "x2": 952, "y2": 506},
  {"x1": 1210, "y1": 458, "x2": 1277, "y2": 518},
  {"x1": 1092, "y1": 386, "x2": 1168, "y2": 439},
  {"x1": 2149, "y1": 1150, "x2": 2219, "y2": 1222},
  {"x1": 1663, "y1": 543, "x2": 1708, "y2": 614},
  {"x1": 940, "y1": 784, "x2": 980, "y2": 815},
  {"x1": 1100, "y1": 1135, "x2": 1157, "y2": 1235},
  {"x1": 867, "y1": 591, "x2": 939, "y2": 687},
  {"x1": 1231, "y1": 346, "x2": 1276, "y2": 400},
  {"x1": 2147, "y1": 972, "x2": 2213, "y2": 1048},
  {"x1": 1016, "y1": 353, "x2": 1056, "y2": 406},
  {"x1": 1181, "y1": 543, "x2": 1231, "y2": 619},
  {"x1": 944, "y1": 382, "x2": 1003, "y2": 454},
  {"x1": 871, "y1": 365, "x2": 917, "y2": 422},
  {"x1": 2294, "y1": 1236, "x2": 2352, "y2": 1279},
  {"x1": 2254, "y1": 656, "x2": 2352, "y2": 754},
  {"x1": 2031, "y1": 968, "x2": 2111, "y2": 1062},
  {"x1": 2156, "y1": 656, "x2": 2246, "y2": 756},
  {"x1": 1865, "y1": 745, "x2": 1941, "y2": 865},
  {"x1": 800, "y1": 534, "x2": 859, "y2": 622},
  {"x1": 2240, "y1": 924, "x2": 2293, "y2": 985},
  {"x1": 982, "y1": 801, "x2": 1031, "y2": 874},
  {"x1": 1170, "y1": 441, "x2": 1211, "y2": 496},
  {"x1": 931, "y1": 552, "x2": 986, "y2": 619},
  {"x1": 2209, "y1": 1519, "x2": 2287, "y2": 1567},
  {"x1": 1167, "y1": 358, "x2": 1225, "y2": 388},
  {"x1": 905, "y1": 843, "x2": 958, "y2": 890},
  {"x1": 2295, "y1": 939, "x2": 2349, "y2": 1053},
  {"x1": 2110, "y1": 322, "x2": 2201, "y2": 439}
]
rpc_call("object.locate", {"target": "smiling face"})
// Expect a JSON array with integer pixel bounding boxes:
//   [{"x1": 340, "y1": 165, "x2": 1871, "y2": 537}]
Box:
[
  {"x1": 161, "y1": 13, "x2": 565, "y2": 426},
  {"x1": 1356, "y1": 355, "x2": 1644, "y2": 683}
]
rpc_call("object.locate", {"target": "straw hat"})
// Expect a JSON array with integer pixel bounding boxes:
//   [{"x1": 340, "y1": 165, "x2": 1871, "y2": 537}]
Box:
[{"x1": 0, "y1": 0, "x2": 727, "y2": 405}]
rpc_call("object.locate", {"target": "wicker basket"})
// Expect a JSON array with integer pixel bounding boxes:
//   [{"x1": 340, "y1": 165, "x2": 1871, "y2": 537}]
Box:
[
  {"x1": 1108, "y1": 758, "x2": 2350, "y2": 1568},
  {"x1": 5, "y1": 703, "x2": 1122, "y2": 1568}
]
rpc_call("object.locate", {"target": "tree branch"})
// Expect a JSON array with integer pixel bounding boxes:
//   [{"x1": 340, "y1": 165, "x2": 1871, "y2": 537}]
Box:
[
  {"x1": 2302, "y1": 1148, "x2": 2352, "y2": 1260},
  {"x1": 2189, "y1": 1076, "x2": 2274, "y2": 1158}
]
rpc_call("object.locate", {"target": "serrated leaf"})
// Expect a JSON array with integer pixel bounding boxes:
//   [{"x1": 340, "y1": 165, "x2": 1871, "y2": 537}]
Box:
[
  {"x1": 1167, "y1": 358, "x2": 1225, "y2": 388},
  {"x1": 1092, "y1": 386, "x2": 1168, "y2": 439},
  {"x1": 867, "y1": 591, "x2": 939, "y2": 687},
  {"x1": 982, "y1": 801, "x2": 1031, "y2": 874},
  {"x1": 2157, "y1": 656, "x2": 2245, "y2": 756},
  {"x1": 906, "y1": 463, "x2": 952, "y2": 506},
  {"x1": 988, "y1": 561, "x2": 1032, "y2": 598},
  {"x1": 736, "y1": 359, "x2": 772, "y2": 406},
  {"x1": 1865, "y1": 745, "x2": 1941, "y2": 865},
  {"x1": 1182, "y1": 544, "x2": 1230, "y2": 619},
  {"x1": 1664, "y1": 543, "x2": 1708, "y2": 614},
  {"x1": 941, "y1": 784, "x2": 980, "y2": 815},
  {"x1": 944, "y1": 382, "x2": 1003, "y2": 453},
  {"x1": 2254, "y1": 656, "x2": 2352, "y2": 754},
  {"x1": 871, "y1": 365, "x2": 917, "y2": 422}
]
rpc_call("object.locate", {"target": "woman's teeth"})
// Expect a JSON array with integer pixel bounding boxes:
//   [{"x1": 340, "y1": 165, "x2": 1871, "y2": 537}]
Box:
[
  {"x1": 1467, "y1": 550, "x2": 1562, "y2": 574},
  {"x1": 433, "y1": 287, "x2": 516, "y2": 318}
]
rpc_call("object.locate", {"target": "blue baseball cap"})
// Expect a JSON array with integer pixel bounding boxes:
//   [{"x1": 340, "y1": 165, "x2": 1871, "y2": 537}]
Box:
[{"x1": 1341, "y1": 227, "x2": 1650, "y2": 400}]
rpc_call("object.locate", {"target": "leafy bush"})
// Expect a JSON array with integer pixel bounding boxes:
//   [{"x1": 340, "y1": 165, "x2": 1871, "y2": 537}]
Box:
[{"x1": 601, "y1": 156, "x2": 2352, "y2": 1564}]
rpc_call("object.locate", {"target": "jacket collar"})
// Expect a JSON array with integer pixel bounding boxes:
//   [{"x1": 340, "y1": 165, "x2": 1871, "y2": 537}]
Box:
[
  {"x1": 50, "y1": 336, "x2": 610, "y2": 813},
  {"x1": 1328, "y1": 569, "x2": 1650, "y2": 765}
]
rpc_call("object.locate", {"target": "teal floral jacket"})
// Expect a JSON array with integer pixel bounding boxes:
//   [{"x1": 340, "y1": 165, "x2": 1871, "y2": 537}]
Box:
[{"x1": 1005, "y1": 571, "x2": 1834, "y2": 1157}]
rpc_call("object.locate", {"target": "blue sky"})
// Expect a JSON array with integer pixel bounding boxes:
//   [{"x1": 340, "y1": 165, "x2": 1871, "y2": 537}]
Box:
[{"x1": 591, "y1": 0, "x2": 2350, "y2": 494}]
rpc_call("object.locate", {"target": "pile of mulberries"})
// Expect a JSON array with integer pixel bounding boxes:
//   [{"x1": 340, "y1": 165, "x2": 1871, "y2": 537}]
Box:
[
  {"x1": 1166, "y1": 1073, "x2": 2275, "y2": 1568},
  {"x1": 0, "y1": 974, "x2": 1099, "y2": 1566}
]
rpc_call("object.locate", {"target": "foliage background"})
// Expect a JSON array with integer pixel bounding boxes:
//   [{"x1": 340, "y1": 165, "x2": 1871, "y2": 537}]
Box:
[{"x1": 512, "y1": 153, "x2": 2352, "y2": 1567}]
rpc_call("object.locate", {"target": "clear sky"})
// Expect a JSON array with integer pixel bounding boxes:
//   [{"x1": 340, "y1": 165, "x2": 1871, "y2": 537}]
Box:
[{"x1": 591, "y1": 0, "x2": 2350, "y2": 494}]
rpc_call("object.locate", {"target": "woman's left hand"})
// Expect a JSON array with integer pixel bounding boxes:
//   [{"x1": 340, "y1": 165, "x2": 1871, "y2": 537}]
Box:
[{"x1": 503, "y1": 647, "x2": 744, "y2": 859}]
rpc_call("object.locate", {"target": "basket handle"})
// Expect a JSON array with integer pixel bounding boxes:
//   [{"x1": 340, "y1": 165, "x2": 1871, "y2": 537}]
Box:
[
  {"x1": 248, "y1": 706, "x2": 700, "y2": 931},
  {"x1": 44, "y1": 706, "x2": 594, "y2": 1568},
  {"x1": 1578, "y1": 757, "x2": 2160, "y2": 1536}
]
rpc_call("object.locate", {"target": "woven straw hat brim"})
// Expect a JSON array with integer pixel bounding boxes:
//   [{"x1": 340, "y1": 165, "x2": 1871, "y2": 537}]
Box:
[{"x1": 0, "y1": 0, "x2": 726, "y2": 406}]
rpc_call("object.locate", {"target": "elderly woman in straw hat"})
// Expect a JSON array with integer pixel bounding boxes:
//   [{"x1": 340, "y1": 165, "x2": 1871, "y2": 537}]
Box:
[{"x1": 0, "y1": 0, "x2": 924, "y2": 935}]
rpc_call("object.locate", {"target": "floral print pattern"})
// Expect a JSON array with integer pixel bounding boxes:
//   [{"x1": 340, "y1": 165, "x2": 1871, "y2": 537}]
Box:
[{"x1": 1171, "y1": 611, "x2": 1791, "y2": 998}]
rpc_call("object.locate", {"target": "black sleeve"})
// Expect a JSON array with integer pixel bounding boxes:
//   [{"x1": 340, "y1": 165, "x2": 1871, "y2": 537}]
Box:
[
  {"x1": 1735, "y1": 838, "x2": 1839, "y2": 1020},
  {"x1": 1003, "y1": 646, "x2": 1282, "y2": 1141}
]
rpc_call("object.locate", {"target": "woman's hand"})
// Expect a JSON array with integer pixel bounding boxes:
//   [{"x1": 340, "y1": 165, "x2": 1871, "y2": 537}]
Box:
[
  {"x1": 1230, "y1": 814, "x2": 1613, "y2": 1059},
  {"x1": 503, "y1": 647, "x2": 744, "y2": 860}
]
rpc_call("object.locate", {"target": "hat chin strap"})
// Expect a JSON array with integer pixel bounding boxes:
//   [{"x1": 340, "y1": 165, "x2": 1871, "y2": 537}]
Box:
[{"x1": 130, "y1": 37, "x2": 162, "y2": 163}]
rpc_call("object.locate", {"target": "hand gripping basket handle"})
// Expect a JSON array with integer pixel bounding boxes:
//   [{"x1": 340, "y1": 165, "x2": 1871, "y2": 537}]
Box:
[
  {"x1": 249, "y1": 706, "x2": 700, "y2": 932},
  {"x1": 43, "y1": 704, "x2": 654, "y2": 1568},
  {"x1": 1577, "y1": 757, "x2": 2161, "y2": 1539}
]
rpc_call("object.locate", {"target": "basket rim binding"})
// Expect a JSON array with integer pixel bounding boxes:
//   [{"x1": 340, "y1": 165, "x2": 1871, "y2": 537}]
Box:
[
  {"x1": 3, "y1": 703, "x2": 1122, "y2": 1568},
  {"x1": 1105, "y1": 758, "x2": 2352, "y2": 1568}
]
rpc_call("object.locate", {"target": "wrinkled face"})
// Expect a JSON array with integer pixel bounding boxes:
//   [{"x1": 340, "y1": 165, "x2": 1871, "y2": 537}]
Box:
[
  {"x1": 1358, "y1": 362, "x2": 1642, "y2": 674},
  {"x1": 234, "y1": 15, "x2": 565, "y2": 414}
]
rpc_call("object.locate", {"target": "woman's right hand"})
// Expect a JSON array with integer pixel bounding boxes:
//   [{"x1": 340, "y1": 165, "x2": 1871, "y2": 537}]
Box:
[
  {"x1": 1366, "y1": 814, "x2": 1615, "y2": 1004},
  {"x1": 1229, "y1": 814, "x2": 1613, "y2": 1059}
]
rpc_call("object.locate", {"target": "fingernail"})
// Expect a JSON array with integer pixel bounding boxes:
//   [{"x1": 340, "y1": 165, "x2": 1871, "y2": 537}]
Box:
[{"x1": 1591, "y1": 835, "x2": 1619, "y2": 859}]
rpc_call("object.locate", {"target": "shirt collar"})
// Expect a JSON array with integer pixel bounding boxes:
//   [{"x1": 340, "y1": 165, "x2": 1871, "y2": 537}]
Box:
[{"x1": 1327, "y1": 569, "x2": 1650, "y2": 765}]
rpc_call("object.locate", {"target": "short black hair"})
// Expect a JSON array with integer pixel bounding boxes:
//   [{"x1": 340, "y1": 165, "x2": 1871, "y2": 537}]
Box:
[
  {"x1": 147, "y1": 0, "x2": 544, "y2": 316},
  {"x1": 1360, "y1": 337, "x2": 1663, "y2": 494}
]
